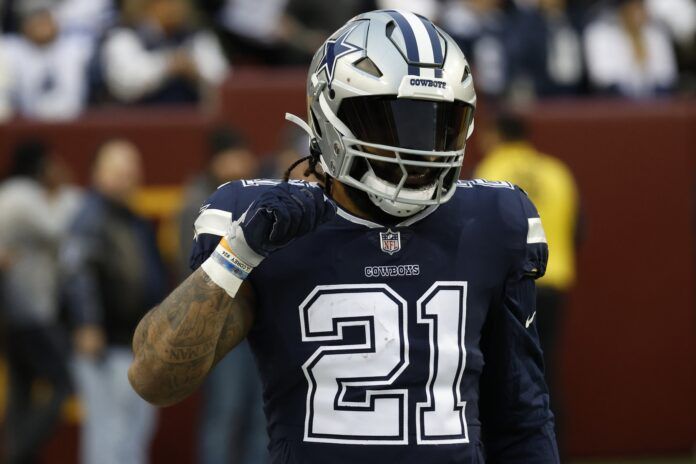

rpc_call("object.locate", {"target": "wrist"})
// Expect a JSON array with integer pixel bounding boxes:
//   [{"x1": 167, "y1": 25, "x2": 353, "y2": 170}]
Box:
[
  {"x1": 201, "y1": 222, "x2": 264, "y2": 297},
  {"x1": 225, "y1": 220, "x2": 266, "y2": 267}
]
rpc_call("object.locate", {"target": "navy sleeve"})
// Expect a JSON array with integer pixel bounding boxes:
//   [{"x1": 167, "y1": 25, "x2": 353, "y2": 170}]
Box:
[
  {"x1": 189, "y1": 182, "x2": 239, "y2": 271},
  {"x1": 479, "y1": 187, "x2": 559, "y2": 463}
]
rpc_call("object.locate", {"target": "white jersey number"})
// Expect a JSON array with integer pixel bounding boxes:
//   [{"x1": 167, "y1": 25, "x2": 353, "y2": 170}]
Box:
[{"x1": 300, "y1": 282, "x2": 468, "y2": 445}]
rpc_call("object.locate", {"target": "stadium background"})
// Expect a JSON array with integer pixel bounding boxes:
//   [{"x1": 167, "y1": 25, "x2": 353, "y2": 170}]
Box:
[{"x1": 0, "y1": 0, "x2": 694, "y2": 463}]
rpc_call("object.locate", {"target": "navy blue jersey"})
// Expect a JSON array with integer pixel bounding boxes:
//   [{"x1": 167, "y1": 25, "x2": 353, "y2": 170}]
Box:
[{"x1": 191, "y1": 179, "x2": 558, "y2": 464}]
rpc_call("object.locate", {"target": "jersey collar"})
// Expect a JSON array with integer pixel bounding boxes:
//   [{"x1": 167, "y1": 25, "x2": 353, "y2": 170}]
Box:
[{"x1": 335, "y1": 204, "x2": 439, "y2": 229}]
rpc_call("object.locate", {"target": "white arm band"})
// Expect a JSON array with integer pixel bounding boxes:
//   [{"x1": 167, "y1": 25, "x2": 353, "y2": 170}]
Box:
[
  {"x1": 200, "y1": 221, "x2": 265, "y2": 298},
  {"x1": 201, "y1": 238, "x2": 254, "y2": 298}
]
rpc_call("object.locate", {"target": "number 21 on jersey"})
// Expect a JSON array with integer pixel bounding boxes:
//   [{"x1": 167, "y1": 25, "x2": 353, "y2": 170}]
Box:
[{"x1": 299, "y1": 283, "x2": 468, "y2": 445}]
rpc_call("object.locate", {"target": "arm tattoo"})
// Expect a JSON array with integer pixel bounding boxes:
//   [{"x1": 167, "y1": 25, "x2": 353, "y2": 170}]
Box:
[{"x1": 129, "y1": 268, "x2": 253, "y2": 406}]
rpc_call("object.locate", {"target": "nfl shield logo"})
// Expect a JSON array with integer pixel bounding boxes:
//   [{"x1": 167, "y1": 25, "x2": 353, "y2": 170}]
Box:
[{"x1": 380, "y1": 229, "x2": 401, "y2": 255}]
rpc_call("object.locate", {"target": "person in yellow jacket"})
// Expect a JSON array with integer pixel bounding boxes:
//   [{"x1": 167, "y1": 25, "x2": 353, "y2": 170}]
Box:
[{"x1": 475, "y1": 112, "x2": 581, "y2": 456}]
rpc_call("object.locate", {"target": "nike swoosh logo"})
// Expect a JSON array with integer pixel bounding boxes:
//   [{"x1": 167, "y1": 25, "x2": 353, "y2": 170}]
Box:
[{"x1": 525, "y1": 311, "x2": 536, "y2": 329}]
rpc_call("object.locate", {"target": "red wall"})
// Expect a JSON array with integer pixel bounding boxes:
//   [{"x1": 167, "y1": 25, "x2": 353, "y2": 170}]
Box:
[
  {"x1": 0, "y1": 71, "x2": 694, "y2": 459},
  {"x1": 0, "y1": 109, "x2": 212, "y2": 185},
  {"x1": 527, "y1": 101, "x2": 696, "y2": 456}
]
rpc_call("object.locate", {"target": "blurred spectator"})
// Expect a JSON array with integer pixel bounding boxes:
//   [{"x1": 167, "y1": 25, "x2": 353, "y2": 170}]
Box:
[
  {"x1": 177, "y1": 127, "x2": 266, "y2": 464},
  {"x1": 206, "y1": 0, "x2": 290, "y2": 64},
  {"x1": 584, "y1": 0, "x2": 678, "y2": 98},
  {"x1": 101, "y1": 0, "x2": 228, "y2": 105},
  {"x1": 0, "y1": 0, "x2": 8, "y2": 30},
  {"x1": 646, "y1": 0, "x2": 696, "y2": 92},
  {"x1": 279, "y1": 0, "x2": 376, "y2": 63},
  {"x1": 507, "y1": 0, "x2": 584, "y2": 99},
  {"x1": 1, "y1": 0, "x2": 56, "y2": 33},
  {"x1": 0, "y1": 140, "x2": 81, "y2": 464},
  {"x1": 54, "y1": 0, "x2": 116, "y2": 38},
  {"x1": 474, "y1": 112, "x2": 580, "y2": 458},
  {"x1": 1, "y1": 0, "x2": 114, "y2": 37},
  {"x1": 441, "y1": 0, "x2": 510, "y2": 99},
  {"x1": 377, "y1": 0, "x2": 440, "y2": 19},
  {"x1": 267, "y1": 125, "x2": 317, "y2": 182},
  {"x1": 61, "y1": 141, "x2": 167, "y2": 464},
  {"x1": 645, "y1": 0, "x2": 696, "y2": 49},
  {"x1": 206, "y1": 0, "x2": 374, "y2": 65},
  {"x1": 0, "y1": 36, "x2": 11, "y2": 121},
  {"x1": 0, "y1": 0, "x2": 93, "y2": 120}
]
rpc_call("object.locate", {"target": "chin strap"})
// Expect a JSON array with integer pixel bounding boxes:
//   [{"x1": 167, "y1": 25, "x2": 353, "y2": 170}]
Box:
[{"x1": 360, "y1": 168, "x2": 430, "y2": 217}]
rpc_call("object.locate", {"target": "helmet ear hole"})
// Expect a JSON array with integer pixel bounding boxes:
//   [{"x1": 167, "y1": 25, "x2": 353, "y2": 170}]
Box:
[
  {"x1": 462, "y1": 65, "x2": 471, "y2": 83},
  {"x1": 386, "y1": 21, "x2": 396, "y2": 39},
  {"x1": 353, "y1": 56, "x2": 383, "y2": 78}
]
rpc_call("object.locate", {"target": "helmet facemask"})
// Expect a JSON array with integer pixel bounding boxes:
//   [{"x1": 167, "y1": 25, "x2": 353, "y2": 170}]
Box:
[{"x1": 335, "y1": 95, "x2": 475, "y2": 217}]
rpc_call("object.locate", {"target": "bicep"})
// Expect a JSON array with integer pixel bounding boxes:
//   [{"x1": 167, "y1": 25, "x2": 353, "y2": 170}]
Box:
[{"x1": 212, "y1": 280, "x2": 256, "y2": 365}]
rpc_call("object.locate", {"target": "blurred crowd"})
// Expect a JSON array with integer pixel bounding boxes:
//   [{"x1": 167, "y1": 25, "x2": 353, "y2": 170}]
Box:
[
  {"x1": 0, "y1": 0, "x2": 694, "y2": 122},
  {"x1": 0, "y1": 127, "x2": 292, "y2": 463}
]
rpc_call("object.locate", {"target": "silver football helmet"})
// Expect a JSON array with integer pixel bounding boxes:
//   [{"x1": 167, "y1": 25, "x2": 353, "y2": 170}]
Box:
[{"x1": 287, "y1": 9, "x2": 476, "y2": 217}]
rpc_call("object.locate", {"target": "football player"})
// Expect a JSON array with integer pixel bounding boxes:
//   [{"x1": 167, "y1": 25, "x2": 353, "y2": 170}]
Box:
[{"x1": 129, "y1": 10, "x2": 559, "y2": 463}]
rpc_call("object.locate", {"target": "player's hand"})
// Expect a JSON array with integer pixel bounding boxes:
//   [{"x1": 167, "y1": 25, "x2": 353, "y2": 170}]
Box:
[
  {"x1": 239, "y1": 183, "x2": 335, "y2": 257},
  {"x1": 202, "y1": 183, "x2": 335, "y2": 298}
]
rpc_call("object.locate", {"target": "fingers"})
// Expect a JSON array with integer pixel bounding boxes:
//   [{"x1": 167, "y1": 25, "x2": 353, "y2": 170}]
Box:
[
  {"x1": 268, "y1": 206, "x2": 291, "y2": 243},
  {"x1": 290, "y1": 190, "x2": 317, "y2": 237},
  {"x1": 302, "y1": 185, "x2": 335, "y2": 227},
  {"x1": 243, "y1": 184, "x2": 334, "y2": 253},
  {"x1": 271, "y1": 192, "x2": 305, "y2": 244},
  {"x1": 295, "y1": 186, "x2": 336, "y2": 233},
  {"x1": 272, "y1": 186, "x2": 324, "y2": 241},
  {"x1": 242, "y1": 207, "x2": 276, "y2": 255}
]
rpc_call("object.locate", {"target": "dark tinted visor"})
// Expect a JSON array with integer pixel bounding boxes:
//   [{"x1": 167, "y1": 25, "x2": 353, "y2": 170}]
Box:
[{"x1": 337, "y1": 96, "x2": 474, "y2": 151}]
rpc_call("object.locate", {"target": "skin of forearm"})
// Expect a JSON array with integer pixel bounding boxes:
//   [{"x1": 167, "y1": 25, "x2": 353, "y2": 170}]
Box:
[{"x1": 128, "y1": 267, "x2": 248, "y2": 406}]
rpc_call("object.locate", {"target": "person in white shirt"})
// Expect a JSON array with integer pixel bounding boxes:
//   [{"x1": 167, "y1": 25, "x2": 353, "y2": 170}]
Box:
[
  {"x1": 1, "y1": 0, "x2": 93, "y2": 120},
  {"x1": 54, "y1": 0, "x2": 116, "y2": 39},
  {"x1": 101, "y1": 0, "x2": 228, "y2": 105},
  {"x1": 646, "y1": 0, "x2": 695, "y2": 49},
  {"x1": 0, "y1": 140, "x2": 82, "y2": 464},
  {"x1": 377, "y1": 0, "x2": 440, "y2": 20},
  {"x1": 584, "y1": 0, "x2": 677, "y2": 98},
  {"x1": 440, "y1": 0, "x2": 509, "y2": 99},
  {"x1": 217, "y1": 0, "x2": 290, "y2": 53},
  {"x1": 0, "y1": 37, "x2": 12, "y2": 121}
]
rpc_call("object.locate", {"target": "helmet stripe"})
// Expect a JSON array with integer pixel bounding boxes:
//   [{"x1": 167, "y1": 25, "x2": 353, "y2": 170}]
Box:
[
  {"x1": 401, "y1": 11, "x2": 436, "y2": 78},
  {"x1": 418, "y1": 16, "x2": 444, "y2": 78},
  {"x1": 385, "y1": 10, "x2": 420, "y2": 76}
]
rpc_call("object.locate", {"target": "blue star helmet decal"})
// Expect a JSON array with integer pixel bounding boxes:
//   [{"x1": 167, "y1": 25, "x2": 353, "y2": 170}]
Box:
[{"x1": 317, "y1": 23, "x2": 363, "y2": 86}]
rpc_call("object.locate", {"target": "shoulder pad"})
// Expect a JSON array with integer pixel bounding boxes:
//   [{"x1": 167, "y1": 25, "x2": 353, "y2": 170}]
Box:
[
  {"x1": 458, "y1": 181, "x2": 548, "y2": 279},
  {"x1": 456, "y1": 178, "x2": 515, "y2": 190},
  {"x1": 507, "y1": 186, "x2": 548, "y2": 279}
]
